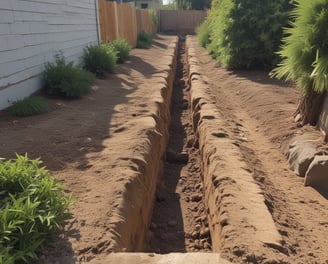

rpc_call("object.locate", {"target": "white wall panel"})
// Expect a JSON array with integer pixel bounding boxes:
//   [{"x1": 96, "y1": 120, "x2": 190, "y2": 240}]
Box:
[{"x1": 0, "y1": 0, "x2": 99, "y2": 109}]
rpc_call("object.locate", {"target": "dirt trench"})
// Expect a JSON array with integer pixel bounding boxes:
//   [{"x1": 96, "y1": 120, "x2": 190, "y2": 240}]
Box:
[
  {"x1": 147, "y1": 39, "x2": 212, "y2": 253},
  {"x1": 1, "y1": 34, "x2": 328, "y2": 263}
]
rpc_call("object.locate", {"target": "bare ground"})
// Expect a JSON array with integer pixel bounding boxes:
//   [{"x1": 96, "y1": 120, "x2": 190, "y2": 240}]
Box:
[
  {"x1": 0, "y1": 35, "x2": 328, "y2": 264},
  {"x1": 187, "y1": 36, "x2": 328, "y2": 263}
]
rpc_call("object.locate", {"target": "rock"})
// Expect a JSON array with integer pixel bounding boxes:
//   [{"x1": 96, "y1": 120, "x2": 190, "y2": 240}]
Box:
[
  {"x1": 150, "y1": 222, "x2": 157, "y2": 230},
  {"x1": 288, "y1": 142, "x2": 317, "y2": 177},
  {"x1": 200, "y1": 228, "x2": 210, "y2": 238},
  {"x1": 192, "y1": 231, "x2": 199, "y2": 239},
  {"x1": 191, "y1": 194, "x2": 202, "y2": 202},
  {"x1": 195, "y1": 224, "x2": 201, "y2": 231},
  {"x1": 168, "y1": 220, "x2": 178, "y2": 227},
  {"x1": 304, "y1": 155, "x2": 328, "y2": 191},
  {"x1": 156, "y1": 191, "x2": 166, "y2": 202},
  {"x1": 180, "y1": 100, "x2": 189, "y2": 110},
  {"x1": 166, "y1": 148, "x2": 189, "y2": 163}
]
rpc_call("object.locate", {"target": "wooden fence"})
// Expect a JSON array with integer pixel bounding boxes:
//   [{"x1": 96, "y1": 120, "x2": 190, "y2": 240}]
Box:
[
  {"x1": 158, "y1": 10, "x2": 207, "y2": 35},
  {"x1": 98, "y1": 0, "x2": 156, "y2": 47}
]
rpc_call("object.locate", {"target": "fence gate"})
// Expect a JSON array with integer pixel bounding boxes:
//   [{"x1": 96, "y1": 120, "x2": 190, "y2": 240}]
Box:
[{"x1": 158, "y1": 10, "x2": 207, "y2": 35}]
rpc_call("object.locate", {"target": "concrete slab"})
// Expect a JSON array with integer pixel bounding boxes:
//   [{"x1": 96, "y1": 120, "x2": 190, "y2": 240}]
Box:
[{"x1": 89, "y1": 253, "x2": 232, "y2": 264}]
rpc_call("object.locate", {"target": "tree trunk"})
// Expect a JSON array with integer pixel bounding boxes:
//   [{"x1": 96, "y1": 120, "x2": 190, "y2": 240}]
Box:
[{"x1": 294, "y1": 88, "x2": 326, "y2": 126}]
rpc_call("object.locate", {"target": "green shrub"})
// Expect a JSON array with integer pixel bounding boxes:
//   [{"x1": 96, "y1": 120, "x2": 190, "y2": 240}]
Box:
[
  {"x1": 43, "y1": 54, "x2": 95, "y2": 99},
  {"x1": 206, "y1": 0, "x2": 293, "y2": 69},
  {"x1": 136, "y1": 31, "x2": 153, "y2": 49},
  {"x1": 82, "y1": 44, "x2": 117, "y2": 76},
  {"x1": 0, "y1": 154, "x2": 73, "y2": 263},
  {"x1": 148, "y1": 9, "x2": 158, "y2": 27},
  {"x1": 9, "y1": 96, "x2": 48, "y2": 117},
  {"x1": 110, "y1": 39, "x2": 131, "y2": 63},
  {"x1": 272, "y1": 0, "x2": 328, "y2": 93},
  {"x1": 196, "y1": 19, "x2": 211, "y2": 48}
]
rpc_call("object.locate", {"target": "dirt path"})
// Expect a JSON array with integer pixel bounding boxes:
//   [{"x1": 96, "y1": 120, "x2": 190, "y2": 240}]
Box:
[{"x1": 188, "y1": 37, "x2": 328, "y2": 263}]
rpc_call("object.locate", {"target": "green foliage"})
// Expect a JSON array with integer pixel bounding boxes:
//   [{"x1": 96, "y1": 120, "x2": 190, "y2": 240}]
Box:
[
  {"x1": 43, "y1": 54, "x2": 95, "y2": 99},
  {"x1": 206, "y1": 0, "x2": 293, "y2": 69},
  {"x1": 9, "y1": 96, "x2": 48, "y2": 117},
  {"x1": 136, "y1": 31, "x2": 153, "y2": 49},
  {"x1": 272, "y1": 0, "x2": 328, "y2": 94},
  {"x1": 148, "y1": 9, "x2": 158, "y2": 27},
  {"x1": 83, "y1": 44, "x2": 117, "y2": 76},
  {"x1": 109, "y1": 39, "x2": 131, "y2": 64},
  {"x1": 176, "y1": 0, "x2": 192, "y2": 9},
  {"x1": 0, "y1": 154, "x2": 72, "y2": 263},
  {"x1": 197, "y1": 19, "x2": 211, "y2": 48}
]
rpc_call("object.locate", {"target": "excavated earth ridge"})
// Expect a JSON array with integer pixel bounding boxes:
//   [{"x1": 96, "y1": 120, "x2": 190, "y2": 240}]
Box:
[{"x1": 98, "y1": 36, "x2": 288, "y2": 263}]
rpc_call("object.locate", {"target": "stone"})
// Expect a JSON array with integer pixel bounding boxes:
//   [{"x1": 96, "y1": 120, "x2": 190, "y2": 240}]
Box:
[
  {"x1": 200, "y1": 228, "x2": 210, "y2": 238},
  {"x1": 288, "y1": 143, "x2": 317, "y2": 177},
  {"x1": 168, "y1": 220, "x2": 178, "y2": 227},
  {"x1": 192, "y1": 231, "x2": 199, "y2": 239},
  {"x1": 191, "y1": 194, "x2": 202, "y2": 202},
  {"x1": 304, "y1": 155, "x2": 328, "y2": 191},
  {"x1": 166, "y1": 149, "x2": 189, "y2": 163},
  {"x1": 150, "y1": 222, "x2": 157, "y2": 230}
]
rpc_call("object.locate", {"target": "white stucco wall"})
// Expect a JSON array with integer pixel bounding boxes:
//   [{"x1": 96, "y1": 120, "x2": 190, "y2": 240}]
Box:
[{"x1": 0, "y1": 0, "x2": 99, "y2": 110}]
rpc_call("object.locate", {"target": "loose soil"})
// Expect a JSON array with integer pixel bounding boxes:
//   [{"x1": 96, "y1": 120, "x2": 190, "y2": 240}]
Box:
[{"x1": 0, "y1": 35, "x2": 328, "y2": 263}]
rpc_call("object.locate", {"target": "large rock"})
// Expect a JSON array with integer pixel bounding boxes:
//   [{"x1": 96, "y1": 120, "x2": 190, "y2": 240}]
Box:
[
  {"x1": 288, "y1": 143, "x2": 317, "y2": 177},
  {"x1": 304, "y1": 155, "x2": 328, "y2": 191}
]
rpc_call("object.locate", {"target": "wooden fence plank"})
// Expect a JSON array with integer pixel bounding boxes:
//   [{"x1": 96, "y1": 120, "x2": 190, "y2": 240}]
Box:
[{"x1": 98, "y1": 1, "x2": 155, "y2": 47}]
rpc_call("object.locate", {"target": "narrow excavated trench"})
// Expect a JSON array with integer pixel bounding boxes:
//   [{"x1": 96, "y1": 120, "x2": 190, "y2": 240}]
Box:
[{"x1": 147, "y1": 39, "x2": 212, "y2": 253}]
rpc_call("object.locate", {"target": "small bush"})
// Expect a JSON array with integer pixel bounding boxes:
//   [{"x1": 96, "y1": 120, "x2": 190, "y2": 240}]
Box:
[
  {"x1": 82, "y1": 44, "x2": 117, "y2": 76},
  {"x1": 0, "y1": 154, "x2": 73, "y2": 263},
  {"x1": 43, "y1": 54, "x2": 95, "y2": 99},
  {"x1": 9, "y1": 96, "x2": 48, "y2": 117},
  {"x1": 110, "y1": 39, "x2": 131, "y2": 63},
  {"x1": 196, "y1": 20, "x2": 211, "y2": 48},
  {"x1": 148, "y1": 9, "x2": 158, "y2": 28},
  {"x1": 136, "y1": 31, "x2": 152, "y2": 49}
]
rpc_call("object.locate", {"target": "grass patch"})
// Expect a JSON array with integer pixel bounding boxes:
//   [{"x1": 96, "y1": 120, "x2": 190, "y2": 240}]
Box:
[{"x1": 9, "y1": 96, "x2": 48, "y2": 117}]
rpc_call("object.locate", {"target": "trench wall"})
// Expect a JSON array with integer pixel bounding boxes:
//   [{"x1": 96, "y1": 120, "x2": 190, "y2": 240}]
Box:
[
  {"x1": 105, "y1": 38, "x2": 178, "y2": 251},
  {"x1": 185, "y1": 36, "x2": 286, "y2": 261}
]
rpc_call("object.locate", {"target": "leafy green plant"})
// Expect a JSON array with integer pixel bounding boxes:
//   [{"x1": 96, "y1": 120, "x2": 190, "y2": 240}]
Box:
[
  {"x1": 272, "y1": 0, "x2": 328, "y2": 93},
  {"x1": 9, "y1": 96, "x2": 48, "y2": 117},
  {"x1": 82, "y1": 44, "x2": 117, "y2": 76},
  {"x1": 196, "y1": 19, "x2": 211, "y2": 48},
  {"x1": 0, "y1": 154, "x2": 73, "y2": 263},
  {"x1": 136, "y1": 31, "x2": 153, "y2": 49},
  {"x1": 148, "y1": 9, "x2": 158, "y2": 27},
  {"x1": 271, "y1": 0, "x2": 328, "y2": 125},
  {"x1": 206, "y1": 0, "x2": 293, "y2": 69},
  {"x1": 43, "y1": 54, "x2": 95, "y2": 99},
  {"x1": 109, "y1": 39, "x2": 131, "y2": 63}
]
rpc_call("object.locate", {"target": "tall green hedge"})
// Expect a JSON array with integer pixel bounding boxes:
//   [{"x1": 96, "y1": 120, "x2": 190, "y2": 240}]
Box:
[{"x1": 200, "y1": 0, "x2": 293, "y2": 69}]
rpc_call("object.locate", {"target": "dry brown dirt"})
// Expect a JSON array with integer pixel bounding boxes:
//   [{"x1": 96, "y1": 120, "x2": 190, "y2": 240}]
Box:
[
  {"x1": 187, "y1": 36, "x2": 328, "y2": 263},
  {"x1": 0, "y1": 35, "x2": 328, "y2": 264}
]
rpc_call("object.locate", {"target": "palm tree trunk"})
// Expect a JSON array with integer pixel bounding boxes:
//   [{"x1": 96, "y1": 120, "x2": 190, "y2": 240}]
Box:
[{"x1": 294, "y1": 88, "x2": 326, "y2": 126}]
